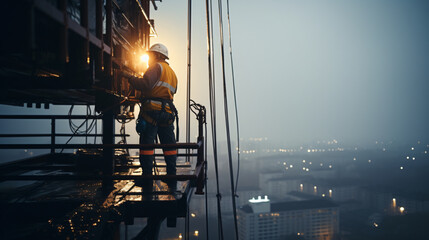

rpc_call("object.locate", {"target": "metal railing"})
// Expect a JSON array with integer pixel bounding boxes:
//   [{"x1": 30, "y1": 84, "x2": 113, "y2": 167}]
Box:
[{"x1": 0, "y1": 114, "x2": 206, "y2": 194}]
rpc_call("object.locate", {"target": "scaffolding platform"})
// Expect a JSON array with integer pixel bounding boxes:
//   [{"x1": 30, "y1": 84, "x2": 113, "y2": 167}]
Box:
[{"x1": 0, "y1": 152, "x2": 202, "y2": 239}]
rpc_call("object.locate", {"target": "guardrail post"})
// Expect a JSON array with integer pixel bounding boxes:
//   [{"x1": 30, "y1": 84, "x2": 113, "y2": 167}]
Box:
[
  {"x1": 195, "y1": 108, "x2": 205, "y2": 194},
  {"x1": 95, "y1": 0, "x2": 103, "y2": 77},
  {"x1": 195, "y1": 136, "x2": 205, "y2": 195},
  {"x1": 51, "y1": 118, "x2": 56, "y2": 154},
  {"x1": 102, "y1": 109, "x2": 115, "y2": 191}
]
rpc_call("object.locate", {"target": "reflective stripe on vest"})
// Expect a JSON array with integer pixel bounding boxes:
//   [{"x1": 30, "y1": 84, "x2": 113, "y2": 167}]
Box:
[
  {"x1": 143, "y1": 62, "x2": 177, "y2": 112},
  {"x1": 155, "y1": 81, "x2": 176, "y2": 94}
]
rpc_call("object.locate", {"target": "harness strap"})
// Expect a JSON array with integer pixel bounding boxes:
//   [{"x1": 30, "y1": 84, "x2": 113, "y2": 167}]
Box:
[{"x1": 139, "y1": 98, "x2": 179, "y2": 141}]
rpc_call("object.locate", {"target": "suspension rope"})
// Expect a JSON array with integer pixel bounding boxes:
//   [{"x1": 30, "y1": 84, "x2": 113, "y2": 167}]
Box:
[
  {"x1": 206, "y1": 0, "x2": 225, "y2": 239},
  {"x1": 216, "y1": 0, "x2": 239, "y2": 239},
  {"x1": 225, "y1": 0, "x2": 241, "y2": 196},
  {"x1": 186, "y1": 0, "x2": 192, "y2": 148},
  {"x1": 204, "y1": 122, "x2": 210, "y2": 240}
]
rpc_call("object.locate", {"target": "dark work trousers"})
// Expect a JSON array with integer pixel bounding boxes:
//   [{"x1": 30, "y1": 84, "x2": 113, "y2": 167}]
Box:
[{"x1": 138, "y1": 112, "x2": 177, "y2": 176}]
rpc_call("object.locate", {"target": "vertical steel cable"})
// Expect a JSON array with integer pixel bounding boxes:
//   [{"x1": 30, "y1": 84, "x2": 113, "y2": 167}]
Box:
[
  {"x1": 216, "y1": 0, "x2": 239, "y2": 239},
  {"x1": 225, "y1": 0, "x2": 241, "y2": 195},
  {"x1": 186, "y1": 0, "x2": 192, "y2": 150},
  {"x1": 204, "y1": 122, "x2": 210, "y2": 240},
  {"x1": 206, "y1": 0, "x2": 224, "y2": 238}
]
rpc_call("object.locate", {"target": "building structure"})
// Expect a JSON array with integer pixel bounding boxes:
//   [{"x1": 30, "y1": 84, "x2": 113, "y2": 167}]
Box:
[{"x1": 238, "y1": 196, "x2": 339, "y2": 240}]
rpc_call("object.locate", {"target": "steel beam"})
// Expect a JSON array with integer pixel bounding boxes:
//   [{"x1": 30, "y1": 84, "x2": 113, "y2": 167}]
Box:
[
  {"x1": 102, "y1": 109, "x2": 115, "y2": 190},
  {"x1": 0, "y1": 143, "x2": 200, "y2": 149},
  {"x1": 0, "y1": 134, "x2": 130, "y2": 137},
  {"x1": 0, "y1": 173, "x2": 200, "y2": 181}
]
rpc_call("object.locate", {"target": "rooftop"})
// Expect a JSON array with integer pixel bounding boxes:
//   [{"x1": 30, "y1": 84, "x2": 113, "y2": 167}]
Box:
[{"x1": 240, "y1": 199, "x2": 338, "y2": 214}]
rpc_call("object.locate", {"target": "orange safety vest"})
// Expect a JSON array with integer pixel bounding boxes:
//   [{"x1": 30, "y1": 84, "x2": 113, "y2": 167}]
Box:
[{"x1": 141, "y1": 61, "x2": 177, "y2": 113}]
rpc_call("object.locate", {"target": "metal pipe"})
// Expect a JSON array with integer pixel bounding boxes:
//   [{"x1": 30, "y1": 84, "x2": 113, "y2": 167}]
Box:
[
  {"x1": 59, "y1": 0, "x2": 69, "y2": 63},
  {"x1": 96, "y1": 0, "x2": 104, "y2": 75},
  {"x1": 116, "y1": 163, "x2": 193, "y2": 169},
  {"x1": 0, "y1": 134, "x2": 130, "y2": 137},
  {"x1": 102, "y1": 108, "x2": 115, "y2": 189},
  {"x1": 134, "y1": 0, "x2": 158, "y2": 37},
  {"x1": 51, "y1": 118, "x2": 56, "y2": 154},
  {"x1": 105, "y1": 0, "x2": 113, "y2": 82},
  {"x1": 0, "y1": 115, "x2": 105, "y2": 119},
  {"x1": 195, "y1": 136, "x2": 205, "y2": 195},
  {"x1": 186, "y1": 0, "x2": 192, "y2": 163},
  {"x1": 80, "y1": 0, "x2": 90, "y2": 69},
  {"x1": 0, "y1": 172, "x2": 203, "y2": 181},
  {"x1": 0, "y1": 143, "x2": 201, "y2": 149}
]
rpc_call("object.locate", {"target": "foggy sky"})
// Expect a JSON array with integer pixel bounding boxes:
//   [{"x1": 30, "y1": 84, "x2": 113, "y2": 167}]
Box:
[
  {"x1": 152, "y1": 0, "x2": 429, "y2": 147},
  {"x1": 1, "y1": 0, "x2": 428, "y2": 149}
]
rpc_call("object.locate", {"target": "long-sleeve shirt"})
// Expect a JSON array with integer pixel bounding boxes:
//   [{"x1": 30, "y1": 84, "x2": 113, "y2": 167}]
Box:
[{"x1": 128, "y1": 63, "x2": 162, "y2": 97}]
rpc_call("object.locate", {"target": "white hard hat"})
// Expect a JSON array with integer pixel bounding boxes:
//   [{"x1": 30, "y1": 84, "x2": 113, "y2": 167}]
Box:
[{"x1": 148, "y1": 43, "x2": 169, "y2": 59}]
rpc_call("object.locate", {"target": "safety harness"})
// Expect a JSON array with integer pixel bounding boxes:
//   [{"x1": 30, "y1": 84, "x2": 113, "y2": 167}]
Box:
[{"x1": 139, "y1": 97, "x2": 179, "y2": 141}]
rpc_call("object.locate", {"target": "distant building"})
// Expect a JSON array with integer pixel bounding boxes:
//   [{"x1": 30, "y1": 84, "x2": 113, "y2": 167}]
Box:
[{"x1": 238, "y1": 196, "x2": 340, "y2": 240}]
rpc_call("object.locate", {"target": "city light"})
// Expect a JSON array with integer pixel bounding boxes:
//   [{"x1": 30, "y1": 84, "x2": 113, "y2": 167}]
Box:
[
  {"x1": 399, "y1": 207, "x2": 405, "y2": 214},
  {"x1": 191, "y1": 213, "x2": 196, "y2": 217},
  {"x1": 179, "y1": 233, "x2": 182, "y2": 239},
  {"x1": 194, "y1": 230, "x2": 199, "y2": 236}
]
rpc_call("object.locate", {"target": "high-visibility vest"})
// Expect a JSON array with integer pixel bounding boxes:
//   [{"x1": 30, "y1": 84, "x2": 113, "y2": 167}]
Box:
[{"x1": 142, "y1": 61, "x2": 177, "y2": 113}]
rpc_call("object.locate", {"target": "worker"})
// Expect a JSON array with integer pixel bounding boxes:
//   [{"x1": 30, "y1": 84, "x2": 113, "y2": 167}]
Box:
[{"x1": 126, "y1": 43, "x2": 178, "y2": 190}]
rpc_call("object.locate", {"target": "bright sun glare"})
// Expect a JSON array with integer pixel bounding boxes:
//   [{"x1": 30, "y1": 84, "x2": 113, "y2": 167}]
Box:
[{"x1": 140, "y1": 54, "x2": 149, "y2": 63}]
